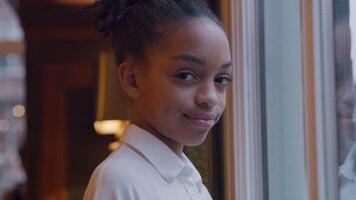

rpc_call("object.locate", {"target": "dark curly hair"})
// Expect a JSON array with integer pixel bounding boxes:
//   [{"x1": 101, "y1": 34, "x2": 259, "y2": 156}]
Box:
[{"x1": 89, "y1": 0, "x2": 222, "y2": 64}]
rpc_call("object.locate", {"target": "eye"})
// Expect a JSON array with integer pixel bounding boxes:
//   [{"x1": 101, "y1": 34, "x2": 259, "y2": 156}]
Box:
[
  {"x1": 176, "y1": 71, "x2": 197, "y2": 81},
  {"x1": 215, "y1": 75, "x2": 232, "y2": 85}
]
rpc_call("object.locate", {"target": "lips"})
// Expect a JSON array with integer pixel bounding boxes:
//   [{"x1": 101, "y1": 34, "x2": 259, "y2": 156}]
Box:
[{"x1": 183, "y1": 112, "x2": 217, "y2": 128}]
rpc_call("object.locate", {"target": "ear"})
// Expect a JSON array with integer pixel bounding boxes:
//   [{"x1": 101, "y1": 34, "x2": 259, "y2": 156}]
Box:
[{"x1": 117, "y1": 62, "x2": 141, "y2": 99}]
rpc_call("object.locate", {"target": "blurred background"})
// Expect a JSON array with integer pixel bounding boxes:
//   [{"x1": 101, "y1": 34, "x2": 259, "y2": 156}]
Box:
[{"x1": 0, "y1": 0, "x2": 224, "y2": 199}]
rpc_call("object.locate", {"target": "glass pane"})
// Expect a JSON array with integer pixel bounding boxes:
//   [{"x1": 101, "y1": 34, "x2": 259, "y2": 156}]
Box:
[
  {"x1": 260, "y1": 0, "x2": 308, "y2": 199},
  {"x1": 0, "y1": 0, "x2": 26, "y2": 198},
  {"x1": 334, "y1": 0, "x2": 356, "y2": 199},
  {"x1": 0, "y1": 53, "x2": 27, "y2": 199}
]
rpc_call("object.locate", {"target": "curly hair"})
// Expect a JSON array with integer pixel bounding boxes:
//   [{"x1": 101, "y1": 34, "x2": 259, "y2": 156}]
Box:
[{"x1": 88, "y1": 0, "x2": 222, "y2": 64}]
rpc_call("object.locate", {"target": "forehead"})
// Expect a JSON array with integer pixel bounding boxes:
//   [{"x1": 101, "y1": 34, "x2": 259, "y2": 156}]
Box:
[{"x1": 145, "y1": 17, "x2": 231, "y2": 65}]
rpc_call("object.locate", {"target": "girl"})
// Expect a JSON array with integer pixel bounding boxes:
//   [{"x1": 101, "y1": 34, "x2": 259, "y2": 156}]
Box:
[{"x1": 84, "y1": 0, "x2": 232, "y2": 199}]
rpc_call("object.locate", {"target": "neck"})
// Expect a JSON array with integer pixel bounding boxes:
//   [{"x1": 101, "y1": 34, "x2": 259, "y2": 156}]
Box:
[{"x1": 132, "y1": 120, "x2": 184, "y2": 158}]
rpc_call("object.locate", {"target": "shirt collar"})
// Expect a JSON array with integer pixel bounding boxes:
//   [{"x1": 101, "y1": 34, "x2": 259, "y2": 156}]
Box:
[
  {"x1": 121, "y1": 124, "x2": 202, "y2": 186},
  {"x1": 181, "y1": 153, "x2": 204, "y2": 192},
  {"x1": 339, "y1": 144, "x2": 356, "y2": 182}
]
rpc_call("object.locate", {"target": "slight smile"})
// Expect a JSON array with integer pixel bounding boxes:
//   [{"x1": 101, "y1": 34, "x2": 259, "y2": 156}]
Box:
[{"x1": 183, "y1": 113, "x2": 216, "y2": 128}]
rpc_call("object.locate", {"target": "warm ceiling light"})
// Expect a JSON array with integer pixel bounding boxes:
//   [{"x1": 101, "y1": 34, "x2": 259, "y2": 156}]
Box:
[
  {"x1": 12, "y1": 105, "x2": 25, "y2": 118},
  {"x1": 94, "y1": 120, "x2": 130, "y2": 136}
]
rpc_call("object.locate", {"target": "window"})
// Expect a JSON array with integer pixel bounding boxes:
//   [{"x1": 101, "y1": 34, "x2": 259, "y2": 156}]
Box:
[
  {"x1": 260, "y1": 1, "x2": 308, "y2": 199},
  {"x1": 221, "y1": 0, "x2": 340, "y2": 200},
  {"x1": 334, "y1": 0, "x2": 356, "y2": 199}
]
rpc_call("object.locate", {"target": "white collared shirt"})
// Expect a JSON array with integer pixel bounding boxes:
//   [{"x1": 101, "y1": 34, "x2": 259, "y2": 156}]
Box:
[
  {"x1": 339, "y1": 144, "x2": 356, "y2": 200},
  {"x1": 83, "y1": 124, "x2": 213, "y2": 200}
]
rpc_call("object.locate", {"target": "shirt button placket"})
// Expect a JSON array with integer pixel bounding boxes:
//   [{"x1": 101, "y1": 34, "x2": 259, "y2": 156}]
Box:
[{"x1": 181, "y1": 180, "x2": 194, "y2": 200}]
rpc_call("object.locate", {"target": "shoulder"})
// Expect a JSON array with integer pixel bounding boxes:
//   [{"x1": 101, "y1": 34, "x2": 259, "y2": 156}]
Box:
[
  {"x1": 97, "y1": 144, "x2": 149, "y2": 185},
  {"x1": 83, "y1": 145, "x2": 151, "y2": 199}
]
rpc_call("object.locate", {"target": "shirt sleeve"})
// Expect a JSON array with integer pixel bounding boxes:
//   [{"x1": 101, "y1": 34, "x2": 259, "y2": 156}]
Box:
[{"x1": 83, "y1": 162, "x2": 140, "y2": 200}]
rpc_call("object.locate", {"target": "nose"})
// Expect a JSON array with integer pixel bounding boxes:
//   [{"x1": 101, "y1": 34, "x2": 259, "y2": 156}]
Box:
[{"x1": 195, "y1": 83, "x2": 218, "y2": 109}]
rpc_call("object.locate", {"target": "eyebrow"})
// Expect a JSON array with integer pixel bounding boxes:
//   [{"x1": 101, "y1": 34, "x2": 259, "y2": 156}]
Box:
[
  {"x1": 222, "y1": 61, "x2": 233, "y2": 68},
  {"x1": 174, "y1": 54, "x2": 205, "y2": 66},
  {"x1": 173, "y1": 54, "x2": 232, "y2": 68}
]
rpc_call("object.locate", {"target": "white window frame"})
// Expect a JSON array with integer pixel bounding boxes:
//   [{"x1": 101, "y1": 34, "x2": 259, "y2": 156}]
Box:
[
  {"x1": 220, "y1": 0, "x2": 264, "y2": 200},
  {"x1": 312, "y1": 0, "x2": 338, "y2": 199}
]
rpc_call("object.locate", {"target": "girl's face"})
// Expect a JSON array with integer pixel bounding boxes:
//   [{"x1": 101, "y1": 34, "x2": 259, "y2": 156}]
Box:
[{"x1": 133, "y1": 17, "x2": 232, "y2": 153}]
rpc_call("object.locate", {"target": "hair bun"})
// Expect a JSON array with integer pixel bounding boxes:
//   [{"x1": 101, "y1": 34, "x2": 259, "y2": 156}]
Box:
[{"x1": 89, "y1": 0, "x2": 143, "y2": 36}]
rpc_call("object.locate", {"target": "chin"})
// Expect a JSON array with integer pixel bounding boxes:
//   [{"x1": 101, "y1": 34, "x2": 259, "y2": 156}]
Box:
[
  {"x1": 185, "y1": 140, "x2": 206, "y2": 147},
  {"x1": 183, "y1": 131, "x2": 210, "y2": 147}
]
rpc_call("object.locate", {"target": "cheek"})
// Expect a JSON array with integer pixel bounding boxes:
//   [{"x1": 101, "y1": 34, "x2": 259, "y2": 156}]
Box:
[
  {"x1": 218, "y1": 89, "x2": 227, "y2": 109},
  {"x1": 145, "y1": 86, "x2": 191, "y2": 116},
  {"x1": 163, "y1": 90, "x2": 192, "y2": 112}
]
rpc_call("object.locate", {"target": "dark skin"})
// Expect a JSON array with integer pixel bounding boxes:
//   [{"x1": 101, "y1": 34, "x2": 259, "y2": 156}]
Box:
[{"x1": 118, "y1": 17, "x2": 232, "y2": 157}]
